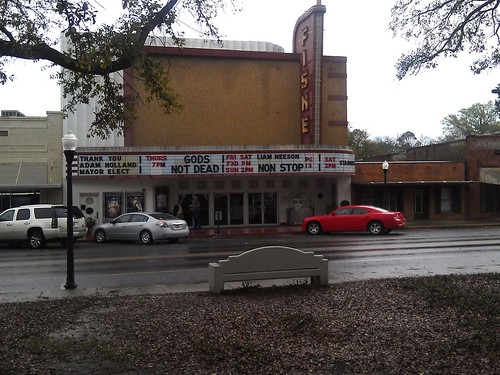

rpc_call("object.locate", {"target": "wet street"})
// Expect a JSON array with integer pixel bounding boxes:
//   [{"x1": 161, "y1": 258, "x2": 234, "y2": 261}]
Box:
[{"x1": 0, "y1": 226, "x2": 499, "y2": 302}]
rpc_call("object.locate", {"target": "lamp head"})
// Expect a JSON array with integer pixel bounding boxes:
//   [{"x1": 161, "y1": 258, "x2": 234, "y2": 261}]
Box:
[
  {"x1": 382, "y1": 160, "x2": 389, "y2": 171},
  {"x1": 62, "y1": 130, "x2": 78, "y2": 151}
]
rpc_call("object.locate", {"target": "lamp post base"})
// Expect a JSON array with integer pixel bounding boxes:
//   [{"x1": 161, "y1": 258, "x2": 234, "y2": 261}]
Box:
[{"x1": 64, "y1": 279, "x2": 78, "y2": 289}]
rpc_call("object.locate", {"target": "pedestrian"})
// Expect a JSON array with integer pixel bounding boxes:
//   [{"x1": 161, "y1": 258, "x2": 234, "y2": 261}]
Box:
[{"x1": 192, "y1": 195, "x2": 201, "y2": 229}]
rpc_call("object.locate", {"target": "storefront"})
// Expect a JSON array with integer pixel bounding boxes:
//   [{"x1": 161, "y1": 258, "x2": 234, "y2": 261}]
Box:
[{"x1": 75, "y1": 147, "x2": 354, "y2": 226}]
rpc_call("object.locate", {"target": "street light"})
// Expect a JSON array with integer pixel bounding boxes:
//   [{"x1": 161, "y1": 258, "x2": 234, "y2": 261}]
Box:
[
  {"x1": 382, "y1": 160, "x2": 389, "y2": 210},
  {"x1": 62, "y1": 130, "x2": 78, "y2": 289}
]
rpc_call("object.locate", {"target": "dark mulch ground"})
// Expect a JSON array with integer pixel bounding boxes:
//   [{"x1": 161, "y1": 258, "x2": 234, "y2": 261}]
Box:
[{"x1": 0, "y1": 273, "x2": 498, "y2": 374}]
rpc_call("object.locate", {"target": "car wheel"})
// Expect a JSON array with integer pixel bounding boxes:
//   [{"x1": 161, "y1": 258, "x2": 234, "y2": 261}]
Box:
[
  {"x1": 94, "y1": 229, "x2": 107, "y2": 244},
  {"x1": 368, "y1": 221, "x2": 384, "y2": 235},
  {"x1": 28, "y1": 229, "x2": 47, "y2": 249},
  {"x1": 168, "y1": 238, "x2": 179, "y2": 244},
  {"x1": 140, "y1": 230, "x2": 153, "y2": 244},
  {"x1": 306, "y1": 221, "x2": 322, "y2": 235}
]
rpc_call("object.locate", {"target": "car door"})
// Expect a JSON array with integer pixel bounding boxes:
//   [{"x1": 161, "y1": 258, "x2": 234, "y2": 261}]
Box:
[
  {"x1": 12, "y1": 208, "x2": 31, "y2": 240},
  {"x1": 106, "y1": 214, "x2": 132, "y2": 240},
  {"x1": 350, "y1": 207, "x2": 371, "y2": 231},
  {"x1": 127, "y1": 214, "x2": 149, "y2": 240},
  {"x1": 323, "y1": 207, "x2": 353, "y2": 232},
  {"x1": 0, "y1": 209, "x2": 16, "y2": 240}
]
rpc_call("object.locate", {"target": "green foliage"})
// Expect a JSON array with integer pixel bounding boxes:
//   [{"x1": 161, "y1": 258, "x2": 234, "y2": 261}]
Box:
[
  {"x1": 348, "y1": 127, "x2": 387, "y2": 160},
  {"x1": 441, "y1": 101, "x2": 500, "y2": 141},
  {"x1": 390, "y1": 0, "x2": 500, "y2": 80},
  {"x1": 349, "y1": 100, "x2": 499, "y2": 159},
  {"x1": 0, "y1": 0, "x2": 237, "y2": 138},
  {"x1": 348, "y1": 127, "x2": 431, "y2": 160}
]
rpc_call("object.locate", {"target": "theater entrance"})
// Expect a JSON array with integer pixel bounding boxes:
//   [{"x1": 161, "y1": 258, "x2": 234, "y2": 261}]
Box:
[
  {"x1": 214, "y1": 193, "x2": 244, "y2": 225},
  {"x1": 248, "y1": 192, "x2": 278, "y2": 225},
  {"x1": 212, "y1": 192, "x2": 278, "y2": 226}
]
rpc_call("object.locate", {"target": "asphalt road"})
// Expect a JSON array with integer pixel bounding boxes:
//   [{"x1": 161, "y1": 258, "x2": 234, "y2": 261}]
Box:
[{"x1": 0, "y1": 227, "x2": 499, "y2": 302}]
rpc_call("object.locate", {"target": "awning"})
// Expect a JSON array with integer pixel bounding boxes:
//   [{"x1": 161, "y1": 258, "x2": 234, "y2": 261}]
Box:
[
  {"x1": 0, "y1": 162, "x2": 60, "y2": 189},
  {"x1": 479, "y1": 168, "x2": 500, "y2": 185}
]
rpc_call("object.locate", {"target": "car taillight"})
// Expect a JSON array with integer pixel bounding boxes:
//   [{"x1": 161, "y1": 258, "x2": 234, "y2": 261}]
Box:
[
  {"x1": 51, "y1": 217, "x2": 58, "y2": 228},
  {"x1": 394, "y1": 213, "x2": 404, "y2": 221},
  {"x1": 156, "y1": 220, "x2": 168, "y2": 228}
]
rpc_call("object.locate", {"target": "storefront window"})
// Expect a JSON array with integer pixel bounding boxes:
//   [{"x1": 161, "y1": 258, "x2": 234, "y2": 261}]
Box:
[
  {"x1": 435, "y1": 186, "x2": 461, "y2": 214},
  {"x1": 441, "y1": 187, "x2": 452, "y2": 212},
  {"x1": 0, "y1": 192, "x2": 40, "y2": 211}
]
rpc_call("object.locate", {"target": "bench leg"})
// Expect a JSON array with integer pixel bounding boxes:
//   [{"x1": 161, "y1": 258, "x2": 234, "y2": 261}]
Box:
[
  {"x1": 320, "y1": 260, "x2": 329, "y2": 286},
  {"x1": 208, "y1": 263, "x2": 224, "y2": 293}
]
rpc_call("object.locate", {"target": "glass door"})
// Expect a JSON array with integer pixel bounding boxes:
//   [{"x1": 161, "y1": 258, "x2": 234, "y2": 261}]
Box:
[
  {"x1": 214, "y1": 194, "x2": 228, "y2": 225},
  {"x1": 214, "y1": 193, "x2": 244, "y2": 226},
  {"x1": 248, "y1": 192, "x2": 278, "y2": 225},
  {"x1": 183, "y1": 193, "x2": 209, "y2": 227},
  {"x1": 230, "y1": 193, "x2": 244, "y2": 225},
  {"x1": 248, "y1": 192, "x2": 262, "y2": 225},
  {"x1": 263, "y1": 192, "x2": 278, "y2": 224}
]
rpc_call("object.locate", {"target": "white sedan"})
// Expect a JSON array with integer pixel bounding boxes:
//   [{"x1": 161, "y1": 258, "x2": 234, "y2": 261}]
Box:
[{"x1": 93, "y1": 212, "x2": 189, "y2": 244}]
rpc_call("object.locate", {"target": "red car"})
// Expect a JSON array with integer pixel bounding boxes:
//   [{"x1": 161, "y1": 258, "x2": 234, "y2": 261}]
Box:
[{"x1": 302, "y1": 205, "x2": 406, "y2": 235}]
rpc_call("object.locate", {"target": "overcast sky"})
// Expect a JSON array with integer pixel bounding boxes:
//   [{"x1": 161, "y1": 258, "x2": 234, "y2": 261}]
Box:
[{"x1": 1, "y1": 0, "x2": 498, "y2": 140}]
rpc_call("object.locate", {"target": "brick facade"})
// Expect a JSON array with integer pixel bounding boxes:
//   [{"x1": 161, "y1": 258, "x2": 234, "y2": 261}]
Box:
[
  {"x1": 124, "y1": 47, "x2": 348, "y2": 148},
  {"x1": 355, "y1": 134, "x2": 500, "y2": 222}
]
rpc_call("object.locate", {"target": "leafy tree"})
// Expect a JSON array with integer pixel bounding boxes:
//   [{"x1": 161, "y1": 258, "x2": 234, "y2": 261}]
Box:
[
  {"x1": 348, "y1": 127, "x2": 440, "y2": 159},
  {"x1": 348, "y1": 127, "x2": 386, "y2": 160},
  {"x1": 389, "y1": 0, "x2": 500, "y2": 80},
  {"x1": 348, "y1": 127, "x2": 370, "y2": 157},
  {"x1": 372, "y1": 135, "x2": 399, "y2": 155},
  {"x1": 441, "y1": 101, "x2": 500, "y2": 141},
  {"x1": 418, "y1": 134, "x2": 440, "y2": 147},
  {"x1": 0, "y1": 0, "x2": 236, "y2": 138},
  {"x1": 396, "y1": 131, "x2": 421, "y2": 151}
]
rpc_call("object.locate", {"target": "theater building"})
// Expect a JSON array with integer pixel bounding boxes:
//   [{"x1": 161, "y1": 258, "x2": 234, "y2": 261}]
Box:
[{"x1": 66, "y1": 4, "x2": 355, "y2": 227}]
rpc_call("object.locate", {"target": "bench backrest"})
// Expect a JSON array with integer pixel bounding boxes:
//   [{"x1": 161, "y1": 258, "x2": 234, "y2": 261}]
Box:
[{"x1": 219, "y1": 246, "x2": 324, "y2": 274}]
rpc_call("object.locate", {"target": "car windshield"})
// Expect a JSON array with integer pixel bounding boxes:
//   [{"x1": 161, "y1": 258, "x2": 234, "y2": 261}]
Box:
[{"x1": 150, "y1": 213, "x2": 177, "y2": 220}]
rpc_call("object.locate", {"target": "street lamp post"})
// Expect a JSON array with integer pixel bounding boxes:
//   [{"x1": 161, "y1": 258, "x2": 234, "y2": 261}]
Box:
[
  {"x1": 382, "y1": 160, "x2": 389, "y2": 210},
  {"x1": 62, "y1": 130, "x2": 78, "y2": 289}
]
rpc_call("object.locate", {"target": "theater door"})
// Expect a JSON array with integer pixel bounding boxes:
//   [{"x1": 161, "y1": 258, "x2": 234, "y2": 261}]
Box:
[
  {"x1": 213, "y1": 193, "x2": 244, "y2": 226},
  {"x1": 248, "y1": 192, "x2": 278, "y2": 225}
]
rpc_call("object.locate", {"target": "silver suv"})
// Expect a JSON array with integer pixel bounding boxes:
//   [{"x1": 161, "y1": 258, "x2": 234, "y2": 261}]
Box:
[{"x1": 0, "y1": 204, "x2": 86, "y2": 249}]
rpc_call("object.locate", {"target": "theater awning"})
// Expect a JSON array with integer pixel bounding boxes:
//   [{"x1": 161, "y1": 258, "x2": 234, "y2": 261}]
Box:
[{"x1": 479, "y1": 168, "x2": 500, "y2": 185}]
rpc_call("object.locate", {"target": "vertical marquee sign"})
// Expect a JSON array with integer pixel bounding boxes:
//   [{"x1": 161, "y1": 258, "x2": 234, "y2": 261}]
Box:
[{"x1": 293, "y1": 3, "x2": 326, "y2": 146}]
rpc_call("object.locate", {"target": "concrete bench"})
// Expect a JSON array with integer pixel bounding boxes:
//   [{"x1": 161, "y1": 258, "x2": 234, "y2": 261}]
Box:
[{"x1": 208, "y1": 246, "x2": 329, "y2": 293}]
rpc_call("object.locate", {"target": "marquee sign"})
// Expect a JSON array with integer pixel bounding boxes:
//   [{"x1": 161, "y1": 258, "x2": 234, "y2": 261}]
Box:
[
  {"x1": 76, "y1": 151, "x2": 355, "y2": 177},
  {"x1": 293, "y1": 4, "x2": 326, "y2": 145}
]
